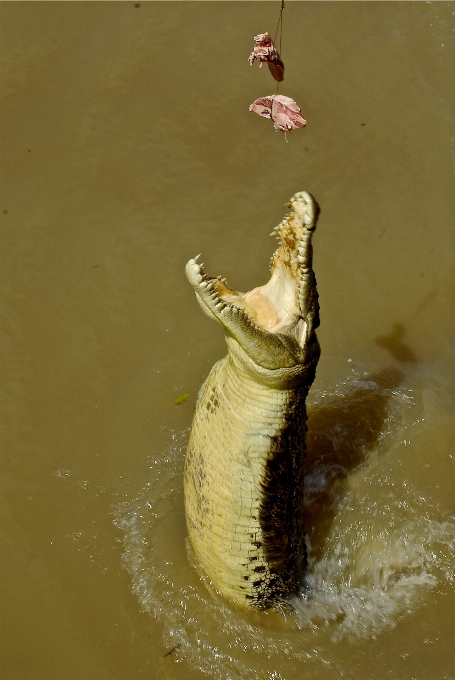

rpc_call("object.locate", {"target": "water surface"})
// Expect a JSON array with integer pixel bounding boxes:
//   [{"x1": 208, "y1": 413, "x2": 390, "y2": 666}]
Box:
[{"x1": 1, "y1": 2, "x2": 454, "y2": 679}]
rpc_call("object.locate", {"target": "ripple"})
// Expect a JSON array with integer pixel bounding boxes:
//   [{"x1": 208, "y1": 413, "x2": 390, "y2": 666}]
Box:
[{"x1": 113, "y1": 377, "x2": 455, "y2": 678}]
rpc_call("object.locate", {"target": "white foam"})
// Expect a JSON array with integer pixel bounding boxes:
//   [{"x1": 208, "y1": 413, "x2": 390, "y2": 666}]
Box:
[{"x1": 113, "y1": 378, "x2": 455, "y2": 678}]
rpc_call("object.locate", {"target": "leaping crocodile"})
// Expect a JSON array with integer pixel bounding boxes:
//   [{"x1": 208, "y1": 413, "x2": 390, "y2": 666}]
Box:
[{"x1": 184, "y1": 192, "x2": 321, "y2": 609}]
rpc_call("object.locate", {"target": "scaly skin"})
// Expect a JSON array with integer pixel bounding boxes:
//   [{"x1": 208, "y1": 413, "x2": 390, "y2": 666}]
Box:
[{"x1": 184, "y1": 192, "x2": 321, "y2": 609}]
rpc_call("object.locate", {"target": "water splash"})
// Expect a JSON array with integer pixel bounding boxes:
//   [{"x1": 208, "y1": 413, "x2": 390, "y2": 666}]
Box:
[{"x1": 113, "y1": 375, "x2": 455, "y2": 678}]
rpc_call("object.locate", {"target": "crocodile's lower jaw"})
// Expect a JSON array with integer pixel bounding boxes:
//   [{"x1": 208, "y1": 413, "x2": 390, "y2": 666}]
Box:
[{"x1": 184, "y1": 192, "x2": 321, "y2": 609}]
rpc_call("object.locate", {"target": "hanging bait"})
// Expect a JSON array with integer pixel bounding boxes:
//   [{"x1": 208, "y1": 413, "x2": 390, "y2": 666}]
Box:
[
  {"x1": 248, "y1": 32, "x2": 285, "y2": 83},
  {"x1": 249, "y1": 95, "x2": 306, "y2": 133}
]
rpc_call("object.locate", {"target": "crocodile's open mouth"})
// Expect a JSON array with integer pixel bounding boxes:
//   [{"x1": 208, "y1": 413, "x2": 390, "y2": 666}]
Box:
[{"x1": 186, "y1": 191, "x2": 319, "y2": 350}]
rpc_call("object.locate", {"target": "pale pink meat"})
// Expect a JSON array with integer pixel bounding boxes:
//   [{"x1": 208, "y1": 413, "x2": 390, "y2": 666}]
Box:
[
  {"x1": 249, "y1": 95, "x2": 307, "y2": 133},
  {"x1": 248, "y1": 32, "x2": 284, "y2": 83}
]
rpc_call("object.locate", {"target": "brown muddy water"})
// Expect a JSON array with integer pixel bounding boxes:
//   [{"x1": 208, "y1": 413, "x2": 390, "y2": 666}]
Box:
[{"x1": 1, "y1": 2, "x2": 454, "y2": 679}]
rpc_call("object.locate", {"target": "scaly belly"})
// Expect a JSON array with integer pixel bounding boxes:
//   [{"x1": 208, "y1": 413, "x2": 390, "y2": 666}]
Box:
[{"x1": 184, "y1": 356, "x2": 307, "y2": 608}]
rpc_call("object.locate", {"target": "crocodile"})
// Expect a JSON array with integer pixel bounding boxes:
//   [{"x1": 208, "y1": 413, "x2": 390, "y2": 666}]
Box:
[{"x1": 184, "y1": 191, "x2": 321, "y2": 609}]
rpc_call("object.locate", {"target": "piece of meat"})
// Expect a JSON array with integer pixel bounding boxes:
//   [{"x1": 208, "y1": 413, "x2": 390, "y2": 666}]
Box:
[
  {"x1": 249, "y1": 95, "x2": 306, "y2": 133},
  {"x1": 248, "y1": 32, "x2": 285, "y2": 82}
]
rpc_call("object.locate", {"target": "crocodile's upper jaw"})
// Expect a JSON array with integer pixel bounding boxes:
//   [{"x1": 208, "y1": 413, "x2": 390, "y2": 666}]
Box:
[{"x1": 186, "y1": 191, "x2": 319, "y2": 370}]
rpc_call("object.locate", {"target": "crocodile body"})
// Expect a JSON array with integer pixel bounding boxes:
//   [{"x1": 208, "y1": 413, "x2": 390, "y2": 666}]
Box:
[{"x1": 184, "y1": 192, "x2": 320, "y2": 609}]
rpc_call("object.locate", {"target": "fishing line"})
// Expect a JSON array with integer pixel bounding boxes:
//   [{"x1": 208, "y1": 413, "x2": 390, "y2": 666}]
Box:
[
  {"x1": 273, "y1": 0, "x2": 285, "y2": 49},
  {"x1": 273, "y1": 0, "x2": 285, "y2": 94}
]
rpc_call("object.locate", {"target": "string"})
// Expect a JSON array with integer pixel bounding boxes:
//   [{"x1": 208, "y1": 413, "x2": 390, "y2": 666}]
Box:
[
  {"x1": 274, "y1": 0, "x2": 285, "y2": 94},
  {"x1": 279, "y1": 0, "x2": 284, "y2": 56},
  {"x1": 273, "y1": 0, "x2": 285, "y2": 47}
]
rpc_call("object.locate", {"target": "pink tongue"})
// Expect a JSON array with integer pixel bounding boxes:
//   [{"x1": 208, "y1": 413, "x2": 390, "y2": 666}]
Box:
[
  {"x1": 219, "y1": 288, "x2": 279, "y2": 331},
  {"x1": 242, "y1": 289, "x2": 279, "y2": 331}
]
